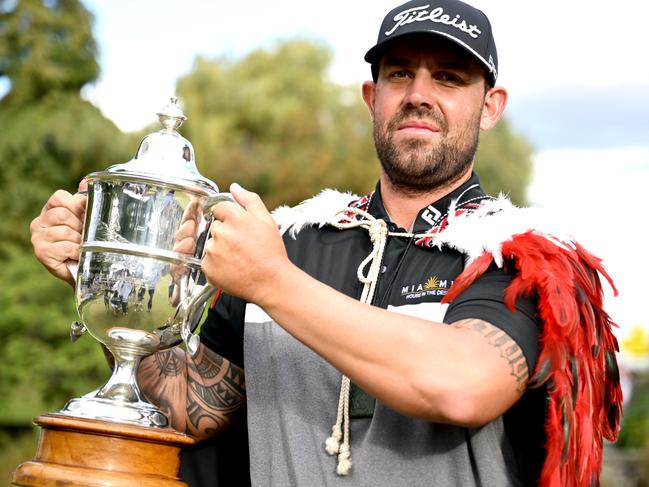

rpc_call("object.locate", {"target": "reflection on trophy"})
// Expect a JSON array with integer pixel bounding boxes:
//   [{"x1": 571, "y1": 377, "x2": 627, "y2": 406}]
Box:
[{"x1": 13, "y1": 98, "x2": 230, "y2": 486}]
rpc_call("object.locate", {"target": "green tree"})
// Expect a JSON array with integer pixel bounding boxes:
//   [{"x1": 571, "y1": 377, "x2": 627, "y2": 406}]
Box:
[
  {"x1": 0, "y1": 94, "x2": 133, "y2": 253},
  {"x1": 0, "y1": 248, "x2": 109, "y2": 425},
  {"x1": 476, "y1": 118, "x2": 533, "y2": 205},
  {"x1": 0, "y1": 0, "x2": 131, "y2": 429},
  {"x1": 176, "y1": 40, "x2": 378, "y2": 210},
  {"x1": 617, "y1": 375, "x2": 649, "y2": 449},
  {"x1": 0, "y1": 0, "x2": 133, "y2": 255},
  {"x1": 176, "y1": 39, "x2": 532, "y2": 209},
  {"x1": 0, "y1": 0, "x2": 99, "y2": 103}
]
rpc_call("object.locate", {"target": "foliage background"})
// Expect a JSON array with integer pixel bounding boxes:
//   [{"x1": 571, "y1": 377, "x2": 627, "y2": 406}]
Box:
[{"x1": 0, "y1": 0, "x2": 536, "y2": 483}]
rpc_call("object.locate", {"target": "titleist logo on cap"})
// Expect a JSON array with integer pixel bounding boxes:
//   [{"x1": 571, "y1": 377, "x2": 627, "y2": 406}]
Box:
[{"x1": 385, "y1": 4, "x2": 482, "y2": 39}]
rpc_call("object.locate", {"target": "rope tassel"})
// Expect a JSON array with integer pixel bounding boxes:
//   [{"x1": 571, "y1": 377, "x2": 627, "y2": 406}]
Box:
[
  {"x1": 324, "y1": 375, "x2": 352, "y2": 473},
  {"x1": 325, "y1": 375, "x2": 348, "y2": 455}
]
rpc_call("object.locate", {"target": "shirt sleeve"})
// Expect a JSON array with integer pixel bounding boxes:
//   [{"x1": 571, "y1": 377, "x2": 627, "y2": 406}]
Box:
[
  {"x1": 198, "y1": 292, "x2": 247, "y2": 369},
  {"x1": 443, "y1": 264, "x2": 541, "y2": 373}
]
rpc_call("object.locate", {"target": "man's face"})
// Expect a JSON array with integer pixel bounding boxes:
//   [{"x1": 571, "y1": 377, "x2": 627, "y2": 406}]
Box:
[{"x1": 364, "y1": 35, "x2": 491, "y2": 194}]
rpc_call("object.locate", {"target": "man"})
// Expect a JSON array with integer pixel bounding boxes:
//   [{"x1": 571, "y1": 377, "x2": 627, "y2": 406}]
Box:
[{"x1": 31, "y1": 1, "x2": 620, "y2": 486}]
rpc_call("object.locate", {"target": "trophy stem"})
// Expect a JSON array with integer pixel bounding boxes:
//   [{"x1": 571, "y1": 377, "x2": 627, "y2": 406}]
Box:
[
  {"x1": 59, "y1": 348, "x2": 169, "y2": 428},
  {"x1": 96, "y1": 352, "x2": 144, "y2": 403}
]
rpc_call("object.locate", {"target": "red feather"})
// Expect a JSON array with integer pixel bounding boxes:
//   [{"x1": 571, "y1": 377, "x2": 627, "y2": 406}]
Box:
[
  {"x1": 445, "y1": 230, "x2": 622, "y2": 487},
  {"x1": 442, "y1": 252, "x2": 494, "y2": 303}
]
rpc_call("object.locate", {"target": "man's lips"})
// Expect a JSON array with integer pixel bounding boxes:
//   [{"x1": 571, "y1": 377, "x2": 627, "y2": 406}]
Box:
[{"x1": 396, "y1": 120, "x2": 440, "y2": 135}]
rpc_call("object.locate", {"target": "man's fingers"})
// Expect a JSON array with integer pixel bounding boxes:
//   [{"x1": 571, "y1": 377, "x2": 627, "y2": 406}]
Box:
[
  {"x1": 36, "y1": 206, "x2": 84, "y2": 233},
  {"x1": 35, "y1": 240, "x2": 80, "y2": 273},
  {"x1": 230, "y1": 183, "x2": 270, "y2": 218},
  {"x1": 40, "y1": 224, "x2": 83, "y2": 245},
  {"x1": 209, "y1": 184, "x2": 270, "y2": 223},
  {"x1": 42, "y1": 189, "x2": 87, "y2": 219},
  {"x1": 51, "y1": 240, "x2": 82, "y2": 262},
  {"x1": 211, "y1": 201, "x2": 239, "y2": 222},
  {"x1": 32, "y1": 226, "x2": 82, "y2": 262},
  {"x1": 175, "y1": 219, "x2": 197, "y2": 241},
  {"x1": 30, "y1": 217, "x2": 79, "y2": 247},
  {"x1": 208, "y1": 219, "x2": 224, "y2": 239},
  {"x1": 31, "y1": 187, "x2": 86, "y2": 286},
  {"x1": 42, "y1": 190, "x2": 73, "y2": 213},
  {"x1": 174, "y1": 235, "x2": 197, "y2": 255},
  {"x1": 71, "y1": 192, "x2": 88, "y2": 217},
  {"x1": 46, "y1": 242, "x2": 80, "y2": 284}
]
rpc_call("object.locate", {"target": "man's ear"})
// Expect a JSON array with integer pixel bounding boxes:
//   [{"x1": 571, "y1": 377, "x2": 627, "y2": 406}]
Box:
[
  {"x1": 362, "y1": 80, "x2": 376, "y2": 119},
  {"x1": 480, "y1": 86, "x2": 508, "y2": 131}
]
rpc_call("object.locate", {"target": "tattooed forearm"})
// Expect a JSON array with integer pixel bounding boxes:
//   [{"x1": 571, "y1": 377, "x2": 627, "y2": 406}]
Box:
[
  {"x1": 186, "y1": 401, "x2": 229, "y2": 435},
  {"x1": 137, "y1": 344, "x2": 246, "y2": 440},
  {"x1": 184, "y1": 345, "x2": 246, "y2": 436},
  {"x1": 192, "y1": 350, "x2": 224, "y2": 379},
  {"x1": 451, "y1": 319, "x2": 529, "y2": 393}
]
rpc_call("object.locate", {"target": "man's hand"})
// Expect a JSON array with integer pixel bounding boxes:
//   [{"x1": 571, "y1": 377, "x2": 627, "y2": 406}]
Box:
[
  {"x1": 202, "y1": 183, "x2": 292, "y2": 305},
  {"x1": 30, "y1": 182, "x2": 87, "y2": 287}
]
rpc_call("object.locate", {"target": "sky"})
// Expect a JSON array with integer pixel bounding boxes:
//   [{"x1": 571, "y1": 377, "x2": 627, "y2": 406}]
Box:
[{"x1": 40, "y1": 1, "x2": 649, "y2": 351}]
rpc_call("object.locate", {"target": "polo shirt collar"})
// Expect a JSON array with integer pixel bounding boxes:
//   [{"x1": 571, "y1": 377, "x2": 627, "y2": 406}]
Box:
[{"x1": 368, "y1": 172, "x2": 488, "y2": 233}]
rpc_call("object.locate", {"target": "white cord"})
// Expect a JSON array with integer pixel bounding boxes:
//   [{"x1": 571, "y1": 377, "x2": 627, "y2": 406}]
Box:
[{"x1": 323, "y1": 208, "x2": 394, "y2": 476}]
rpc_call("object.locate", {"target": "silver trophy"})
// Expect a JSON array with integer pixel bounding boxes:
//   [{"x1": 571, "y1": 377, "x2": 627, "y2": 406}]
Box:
[{"x1": 60, "y1": 98, "x2": 229, "y2": 428}]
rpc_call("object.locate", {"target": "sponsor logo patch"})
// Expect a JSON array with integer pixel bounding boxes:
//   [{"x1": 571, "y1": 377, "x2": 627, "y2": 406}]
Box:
[{"x1": 401, "y1": 275, "x2": 453, "y2": 300}]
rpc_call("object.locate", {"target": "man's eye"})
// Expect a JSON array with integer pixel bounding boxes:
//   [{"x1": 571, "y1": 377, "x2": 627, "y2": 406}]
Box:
[
  {"x1": 436, "y1": 72, "x2": 462, "y2": 83},
  {"x1": 389, "y1": 69, "x2": 410, "y2": 79}
]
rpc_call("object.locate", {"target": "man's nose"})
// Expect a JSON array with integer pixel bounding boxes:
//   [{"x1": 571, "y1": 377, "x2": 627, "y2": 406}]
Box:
[{"x1": 404, "y1": 71, "x2": 436, "y2": 109}]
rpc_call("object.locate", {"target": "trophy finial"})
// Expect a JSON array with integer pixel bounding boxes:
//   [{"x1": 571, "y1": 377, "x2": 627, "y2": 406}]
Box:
[{"x1": 157, "y1": 97, "x2": 187, "y2": 131}]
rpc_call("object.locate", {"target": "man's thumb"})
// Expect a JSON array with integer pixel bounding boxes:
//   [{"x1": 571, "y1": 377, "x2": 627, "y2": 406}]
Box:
[{"x1": 230, "y1": 183, "x2": 268, "y2": 216}]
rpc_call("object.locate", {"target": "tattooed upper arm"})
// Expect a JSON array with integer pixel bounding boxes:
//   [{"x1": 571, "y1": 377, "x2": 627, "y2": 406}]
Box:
[
  {"x1": 450, "y1": 319, "x2": 529, "y2": 394},
  {"x1": 138, "y1": 344, "x2": 246, "y2": 440}
]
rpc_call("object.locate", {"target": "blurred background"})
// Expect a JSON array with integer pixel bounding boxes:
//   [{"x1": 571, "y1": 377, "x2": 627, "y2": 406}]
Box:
[{"x1": 1, "y1": 0, "x2": 647, "y2": 485}]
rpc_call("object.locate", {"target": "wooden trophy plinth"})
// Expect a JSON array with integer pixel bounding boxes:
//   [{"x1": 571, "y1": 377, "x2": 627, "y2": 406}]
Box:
[{"x1": 12, "y1": 413, "x2": 195, "y2": 487}]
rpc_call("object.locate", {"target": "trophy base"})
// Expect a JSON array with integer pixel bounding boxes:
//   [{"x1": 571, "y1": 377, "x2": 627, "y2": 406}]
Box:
[
  {"x1": 60, "y1": 390, "x2": 169, "y2": 428},
  {"x1": 12, "y1": 413, "x2": 195, "y2": 487}
]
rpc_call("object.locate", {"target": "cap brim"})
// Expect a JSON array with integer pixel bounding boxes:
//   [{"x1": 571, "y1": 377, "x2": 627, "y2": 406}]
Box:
[{"x1": 364, "y1": 30, "x2": 496, "y2": 85}]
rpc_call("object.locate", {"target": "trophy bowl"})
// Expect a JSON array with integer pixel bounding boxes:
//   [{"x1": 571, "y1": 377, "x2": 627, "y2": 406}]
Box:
[{"x1": 59, "y1": 98, "x2": 228, "y2": 428}]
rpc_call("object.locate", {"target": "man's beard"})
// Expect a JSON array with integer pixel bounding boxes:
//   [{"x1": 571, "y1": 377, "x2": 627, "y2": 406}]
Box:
[{"x1": 374, "y1": 106, "x2": 480, "y2": 194}]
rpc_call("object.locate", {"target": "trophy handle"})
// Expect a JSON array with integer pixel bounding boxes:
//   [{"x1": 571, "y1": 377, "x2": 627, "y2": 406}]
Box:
[
  {"x1": 178, "y1": 283, "x2": 215, "y2": 356},
  {"x1": 64, "y1": 261, "x2": 89, "y2": 342},
  {"x1": 177, "y1": 192, "x2": 237, "y2": 356},
  {"x1": 65, "y1": 187, "x2": 90, "y2": 342},
  {"x1": 202, "y1": 192, "x2": 235, "y2": 214}
]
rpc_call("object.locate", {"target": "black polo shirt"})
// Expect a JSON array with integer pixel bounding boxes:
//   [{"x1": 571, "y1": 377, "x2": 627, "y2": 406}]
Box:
[{"x1": 199, "y1": 173, "x2": 546, "y2": 485}]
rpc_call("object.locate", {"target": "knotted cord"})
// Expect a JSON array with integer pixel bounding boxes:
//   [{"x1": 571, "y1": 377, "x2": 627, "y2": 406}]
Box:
[{"x1": 324, "y1": 207, "x2": 419, "y2": 475}]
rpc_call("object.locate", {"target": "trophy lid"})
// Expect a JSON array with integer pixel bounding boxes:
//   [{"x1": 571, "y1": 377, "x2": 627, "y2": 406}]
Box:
[{"x1": 94, "y1": 97, "x2": 219, "y2": 194}]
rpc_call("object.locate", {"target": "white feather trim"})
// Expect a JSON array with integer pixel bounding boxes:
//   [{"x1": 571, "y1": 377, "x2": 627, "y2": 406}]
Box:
[
  {"x1": 272, "y1": 189, "x2": 358, "y2": 238},
  {"x1": 430, "y1": 195, "x2": 578, "y2": 267},
  {"x1": 271, "y1": 189, "x2": 578, "y2": 269}
]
